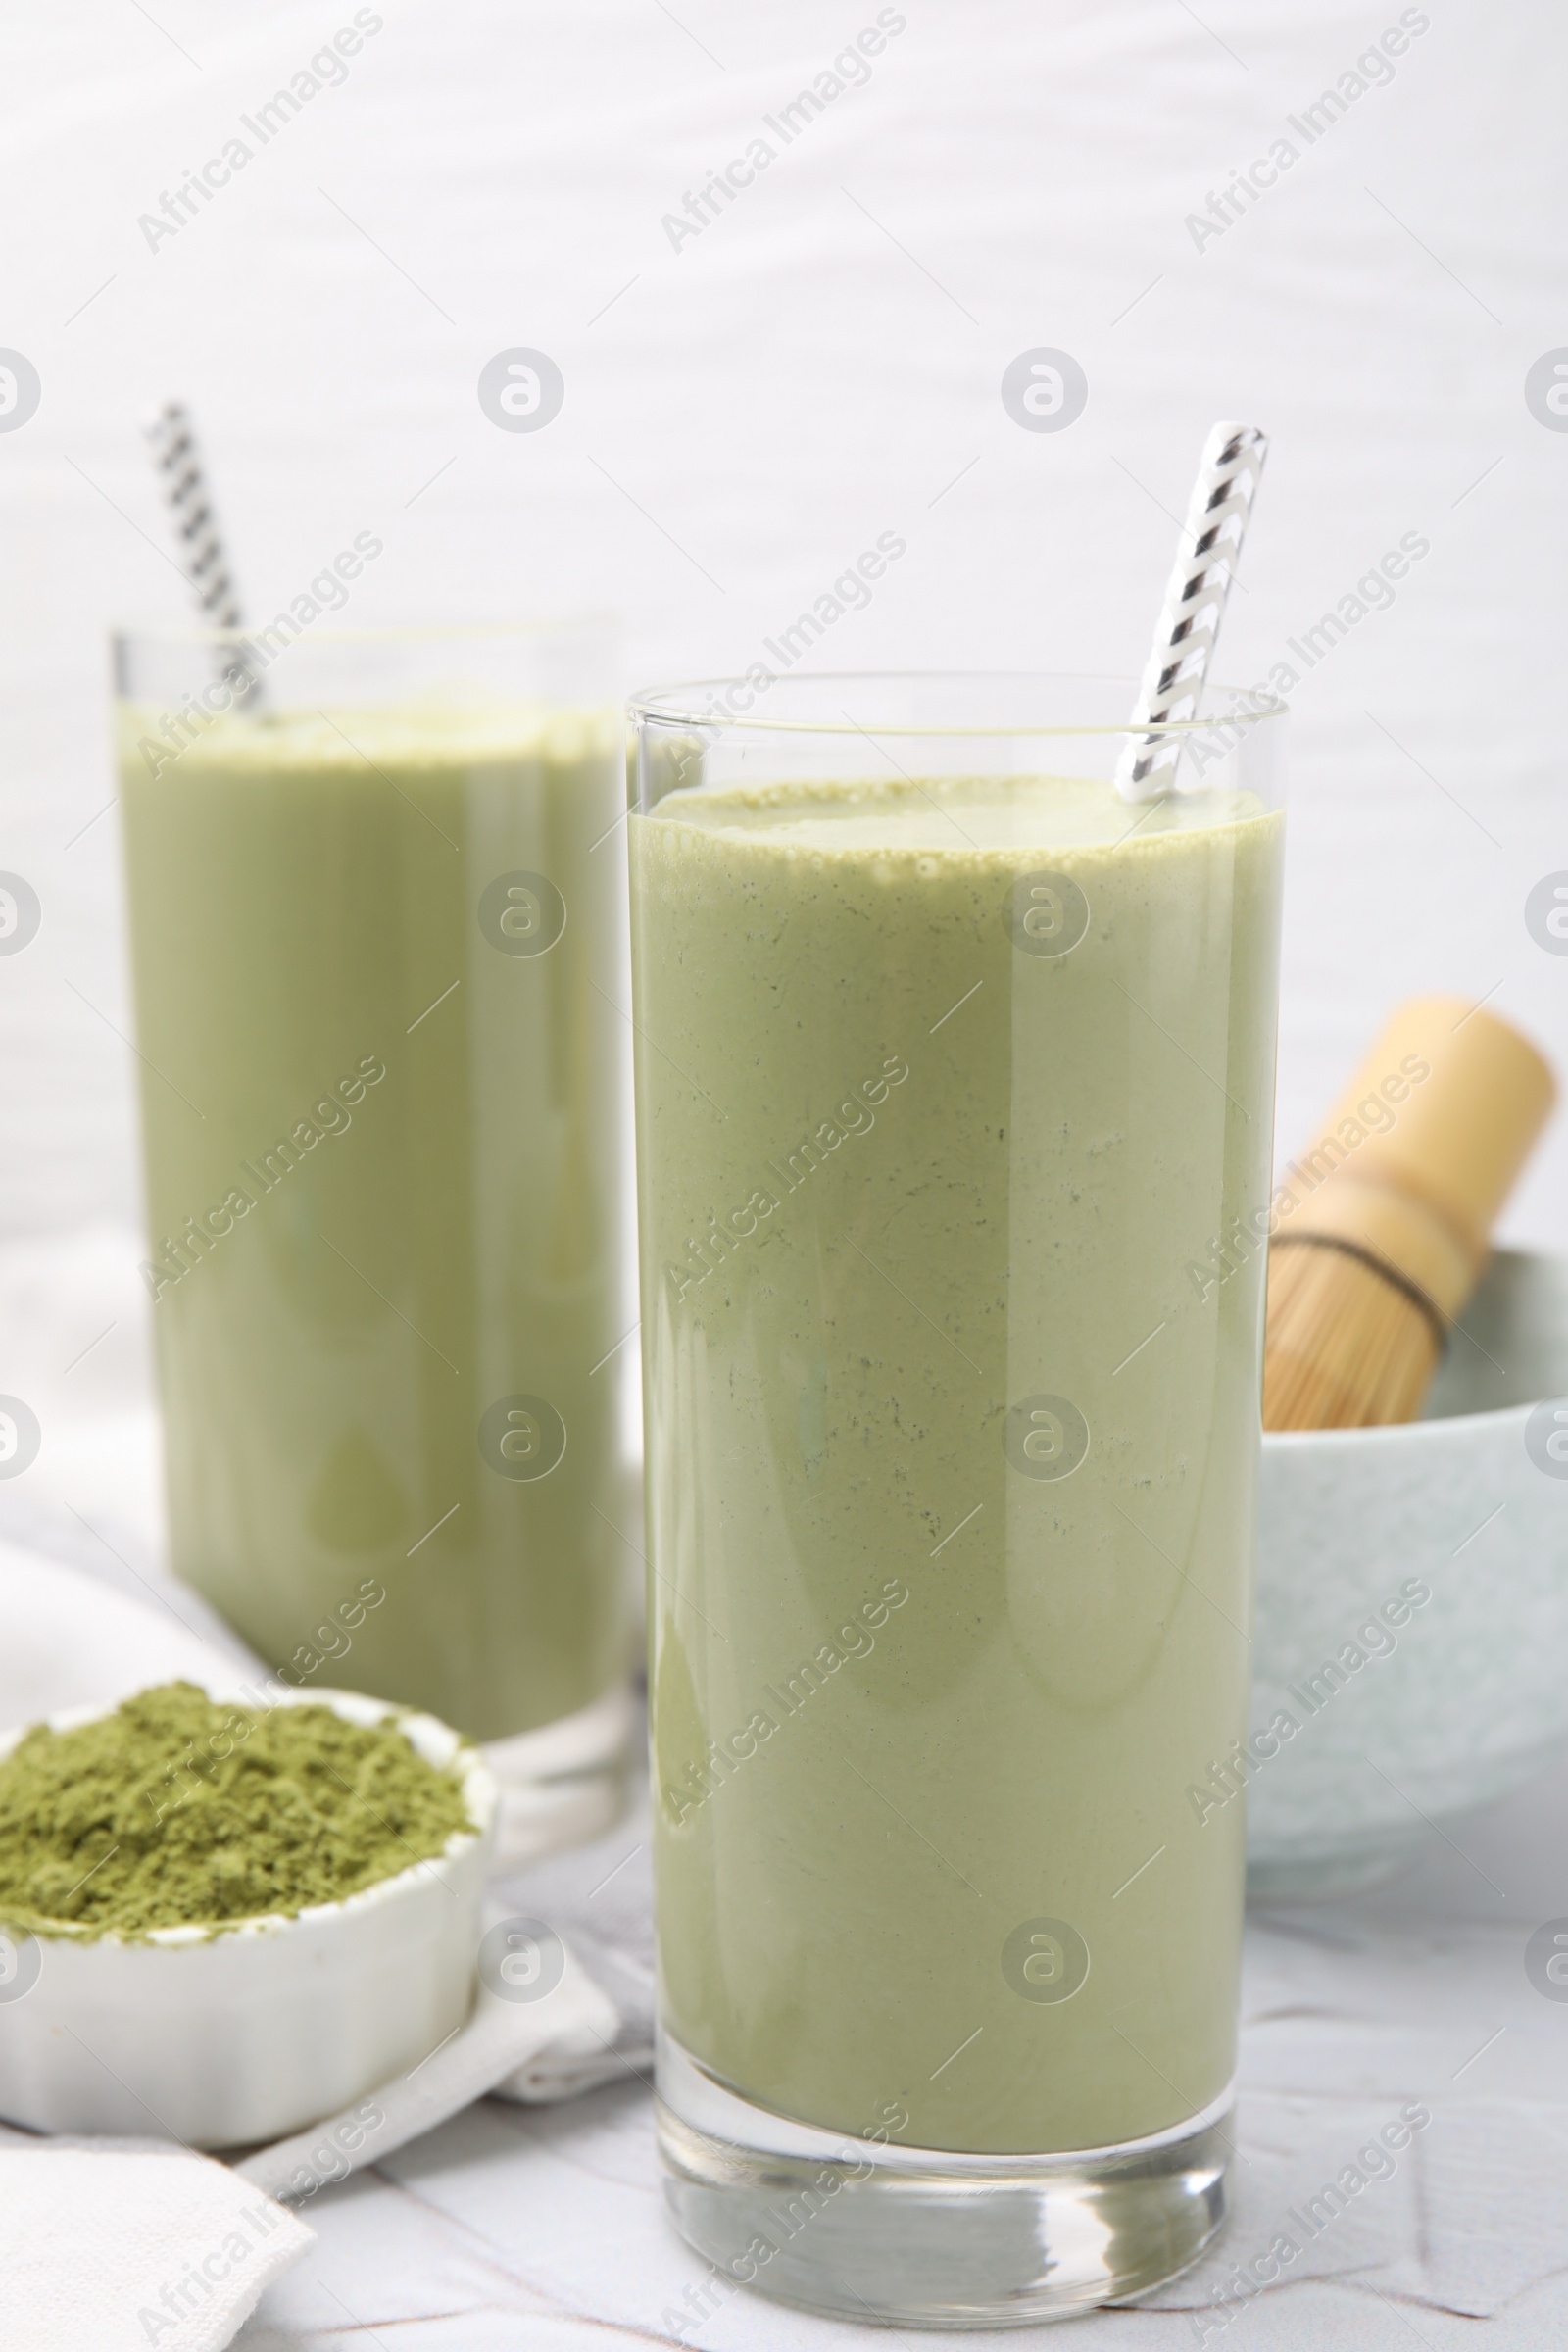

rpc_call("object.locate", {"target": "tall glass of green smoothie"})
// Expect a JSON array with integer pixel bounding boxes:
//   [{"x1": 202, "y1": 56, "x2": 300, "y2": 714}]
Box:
[
  {"x1": 629, "y1": 674, "x2": 1285, "y2": 2324},
  {"x1": 116, "y1": 623, "x2": 635, "y2": 1847}
]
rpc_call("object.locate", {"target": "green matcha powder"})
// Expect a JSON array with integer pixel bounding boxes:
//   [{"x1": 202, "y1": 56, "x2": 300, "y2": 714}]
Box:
[{"x1": 0, "y1": 1682, "x2": 474, "y2": 1938}]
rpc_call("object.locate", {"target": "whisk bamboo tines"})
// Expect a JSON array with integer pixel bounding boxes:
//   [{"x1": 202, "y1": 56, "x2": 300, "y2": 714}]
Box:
[
  {"x1": 1262, "y1": 997, "x2": 1555, "y2": 1431},
  {"x1": 1264, "y1": 1230, "x2": 1446, "y2": 1430}
]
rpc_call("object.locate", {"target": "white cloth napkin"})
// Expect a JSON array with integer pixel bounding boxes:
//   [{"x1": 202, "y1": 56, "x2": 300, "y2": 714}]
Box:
[
  {"x1": 0, "y1": 1536, "x2": 245, "y2": 1730},
  {"x1": 236, "y1": 1945, "x2": 622, "y2": 2203},
  {"x1": 0, "y1": 2141, "x2": 314, "y2": 2351}
]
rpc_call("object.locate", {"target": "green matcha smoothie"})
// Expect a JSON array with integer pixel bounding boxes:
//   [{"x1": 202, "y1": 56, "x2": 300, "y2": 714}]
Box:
[
  {"x1": 632, "y1": 769, "x2": 1283, "y2": 2155},
  {"x1": 119, "y1": 694, "x2": 630, "y2": 1743}
]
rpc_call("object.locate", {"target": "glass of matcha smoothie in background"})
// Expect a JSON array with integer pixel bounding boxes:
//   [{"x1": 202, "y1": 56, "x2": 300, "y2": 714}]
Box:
[
  {"x1": 116, "y1": 623, "x2": 636, "y2": 1848},
  {"x1": 629, "y1": 673, "x2": 1286, "y2": 2325}
]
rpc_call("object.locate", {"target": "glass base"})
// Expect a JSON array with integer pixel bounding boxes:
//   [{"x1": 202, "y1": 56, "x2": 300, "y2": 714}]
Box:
[
  {"x1": 481, "y1": 1682, "x2": 636, "y2": 1870},
  {"x1": 656, "y1": 2033, "x2": 1231, "y2": 2328}
]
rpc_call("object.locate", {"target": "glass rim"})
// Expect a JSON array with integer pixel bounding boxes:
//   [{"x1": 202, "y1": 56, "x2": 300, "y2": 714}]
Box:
[
  {"x1": 628, "y1": 670, "x2": 1289, "y2": 740},
  {"x1": 112, "y1": 615, "x2": 615, "y2": 652}
]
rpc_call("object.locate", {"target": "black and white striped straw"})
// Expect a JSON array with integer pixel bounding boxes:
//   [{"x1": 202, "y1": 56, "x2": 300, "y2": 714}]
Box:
[
  {"x1": 1114, "y1": 420, "x2": 1267, "y2": 802},
  {"x1": 143, "y1": 400, "x2": 262, "y2": 701}
]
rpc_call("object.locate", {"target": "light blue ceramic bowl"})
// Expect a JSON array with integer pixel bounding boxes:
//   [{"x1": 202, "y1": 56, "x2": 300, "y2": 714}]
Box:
[{"x1": 1249, "y1": 1250, "x2": 1568, "y2": 1898}]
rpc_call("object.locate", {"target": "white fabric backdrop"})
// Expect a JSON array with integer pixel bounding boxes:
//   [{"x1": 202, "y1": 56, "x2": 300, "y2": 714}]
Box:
[{"x1": 2, "y1": 0, "x2": 1564, "y2": 1258}]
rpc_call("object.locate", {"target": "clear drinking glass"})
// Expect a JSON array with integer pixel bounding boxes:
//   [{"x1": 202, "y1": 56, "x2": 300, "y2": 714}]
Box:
[
  {"x1": 115, "y1": 622, "x2": 636, "y2": 1847},
  {"x1": 628, "y1": 673, "x2": 1286, "y2": 2325}
]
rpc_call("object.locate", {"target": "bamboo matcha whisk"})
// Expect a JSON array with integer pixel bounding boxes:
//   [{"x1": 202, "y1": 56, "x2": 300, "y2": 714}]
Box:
[{"x1": 1263, "y1": 997, "x2": 1555, "y2": 1430}]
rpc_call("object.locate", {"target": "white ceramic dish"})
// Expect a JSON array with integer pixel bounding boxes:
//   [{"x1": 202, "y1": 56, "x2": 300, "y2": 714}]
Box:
[
  {"x1": 1250, "y1": 1250, "x2": 1568, "y2": 1897},
  {"x1": 0, "y1": 1685, "x2": 496, "y2": 2148}
]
